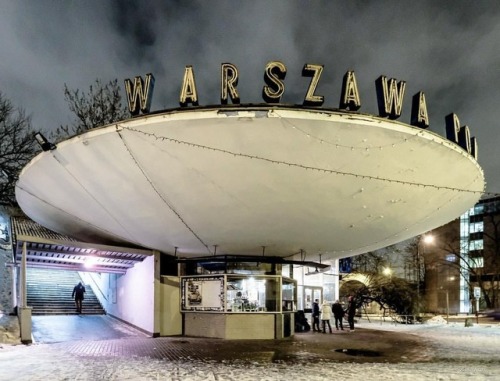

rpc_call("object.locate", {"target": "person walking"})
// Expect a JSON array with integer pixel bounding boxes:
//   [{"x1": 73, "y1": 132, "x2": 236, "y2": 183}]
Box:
[
  {"x1": 72, "y1": 281, "x2": 86, "y2": 313},
  {"x1": 347, "y1": 295, "x2": 357, "y2": 331},
  {"x1": 312, "y1": 299, "x2": 321, "y2": 332},
  {"x1": 332, "y1": 300, "x2": 345, "y2": 331},
  {"x1": 320, "y1": 300, "x2": 333, "y2": 333}
]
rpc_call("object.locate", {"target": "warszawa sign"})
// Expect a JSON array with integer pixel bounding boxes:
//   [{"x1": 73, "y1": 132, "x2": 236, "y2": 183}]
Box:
[{"x1": 123, "y1": 61, "x2": 478, "y2": 160}]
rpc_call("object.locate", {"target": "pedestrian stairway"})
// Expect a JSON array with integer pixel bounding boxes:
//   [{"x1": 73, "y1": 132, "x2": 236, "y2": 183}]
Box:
[{"x1": 27, "y1": 267, "x2": 106, "y2": 315}]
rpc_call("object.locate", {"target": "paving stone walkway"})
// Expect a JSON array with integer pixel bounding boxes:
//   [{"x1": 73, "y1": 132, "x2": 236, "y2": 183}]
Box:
[{"x1": 30, "y1": 315, "x2": 430, "y2": 364}]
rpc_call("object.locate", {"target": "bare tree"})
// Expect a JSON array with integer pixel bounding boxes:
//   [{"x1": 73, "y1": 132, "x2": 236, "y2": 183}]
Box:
[
  {"x1": 481, "y1": 212, "x2": 500, "y2": 308},
  {"x1": 51, "y1": 79, "x2": 129, "y2": 141},
  {"x1": 343, "y1": 244, "x2": 420, "y2": 317},
  {"x1": 0, "y1": 93, "x2": 38, "y2": 206},
  {"x1": 351, "y1": 244, "x2": 406, "y2": 275},
  {"x1": 342, "y1": 272, "x2": 417, "y2": 317}
]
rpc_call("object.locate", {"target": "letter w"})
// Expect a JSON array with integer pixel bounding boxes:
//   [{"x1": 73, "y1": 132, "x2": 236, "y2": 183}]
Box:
[
  {"x1": 124, "y1": 73, "x2": 155, "y2": 116},
  {"x1": 376, "y1": 75, "x2": 406, "y2": 120}
]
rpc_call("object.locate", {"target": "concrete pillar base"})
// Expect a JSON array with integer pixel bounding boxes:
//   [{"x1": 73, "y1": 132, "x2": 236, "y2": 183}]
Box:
[{"x1": 19, "y1": 307, "x2": 32, "y2": 344}]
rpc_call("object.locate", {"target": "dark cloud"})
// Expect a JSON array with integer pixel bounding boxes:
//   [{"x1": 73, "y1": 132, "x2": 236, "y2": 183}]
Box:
[
  {"x1": 1, "y1": 0, "x2": 499, "y2": 191},
  {"x1": 111, "y1": 1, "x2": 157, "y2": 47}
]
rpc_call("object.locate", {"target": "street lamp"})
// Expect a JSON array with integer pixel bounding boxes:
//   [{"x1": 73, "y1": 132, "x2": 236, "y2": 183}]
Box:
[
  {"x1": 34, "y1": 132, "x2": 57, "y2": 151},
  {"x1": 423, "y1": 235, "x2": 435, "y2": 245},
  {"x1": 382, "y1": 267, "x2": 392, "y2": 277}
]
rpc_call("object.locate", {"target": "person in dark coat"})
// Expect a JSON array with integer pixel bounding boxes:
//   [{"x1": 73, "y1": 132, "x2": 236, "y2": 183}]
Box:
[
  {"x1": 332, "y1": 300, "x2": 345, "y2": 330},
  {"x1": 347, "y1": 295, "x2": 357, "y2": 331},
  {"x1": 72, "y1": 282, "x2": 86, "y2": 313},
  {"x1": 294, "y1": 310, "x2": 311, "y2": 332},
  {"x1": 312, "y1": 299, "x2": 321, "y2": 332}
]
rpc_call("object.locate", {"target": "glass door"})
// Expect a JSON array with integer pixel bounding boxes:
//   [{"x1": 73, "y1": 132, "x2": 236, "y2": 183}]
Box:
[{"x1": 303, "y1": 286, "x2": 323, "y2": 312}]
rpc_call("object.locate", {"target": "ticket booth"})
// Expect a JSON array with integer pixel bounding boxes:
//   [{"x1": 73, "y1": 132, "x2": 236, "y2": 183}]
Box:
[{"x1": 179, "y1": 257, "x2": 298, "y2": 339}]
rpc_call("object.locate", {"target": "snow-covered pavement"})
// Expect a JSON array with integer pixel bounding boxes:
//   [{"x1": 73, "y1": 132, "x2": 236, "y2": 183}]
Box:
[{"x1": 1, "y1": 316, "x2": 500, "y2": 380}]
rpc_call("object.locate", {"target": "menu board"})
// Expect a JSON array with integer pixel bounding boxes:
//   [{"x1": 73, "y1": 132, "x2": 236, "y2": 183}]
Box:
[{"x1": 181, "y1": 277, "x2": 225, "y2": 311}]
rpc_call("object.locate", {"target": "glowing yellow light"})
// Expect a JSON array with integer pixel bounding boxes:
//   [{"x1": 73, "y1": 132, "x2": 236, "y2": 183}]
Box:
[
  {"x1": 382, "y1": 267, "x2": 392, "y2": 276},
  {"x1": 423, "y1": 235, "x2": 434, "y2": 244}
]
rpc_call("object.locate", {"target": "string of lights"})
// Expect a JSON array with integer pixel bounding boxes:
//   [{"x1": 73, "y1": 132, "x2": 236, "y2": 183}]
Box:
[
  {"x1": 41, "y1": 152, "x2": 137, "y2": 242},
  {"x1": 121, "y1": 126, "x2": 485, "y2": 196},
  {"x1": 480, "y1": 190, "x2": 500, "y2": 198},
  {"x1": 272, "y1": 111, "x2": 499, "y2": 198},
  {"x1": 273, "y1": 111, "x2": 428, "y2": 150},
  {"x1": 272, "y1": 110, "x2": 487, "y2": 193},
  {"x1": 116, "y1": 128, "x2": 214, "y2": 256},
  {"x1": 15, "y1": 181, "x2": 127, "y2": 244}
]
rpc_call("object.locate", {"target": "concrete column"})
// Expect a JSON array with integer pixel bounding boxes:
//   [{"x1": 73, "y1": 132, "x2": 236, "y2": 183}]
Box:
[
  {"x1": 153, "y1": 250, "x2": 161, "y2": 337},
  {"x1": 19, "y1": 306, "x2": 32, "y2": 344},
  {"x1": 18, "y1": 241, "x2": 32, "y2": 343},
  {"x1": 3, "y1": 262, "x2": 18, "y2": 313},
  {"x1": 10, "y1": 263, "x2": 18, "y2": 312},
  {"x1": 19, "y1": 241, "x2": 27, "y2": 308}
]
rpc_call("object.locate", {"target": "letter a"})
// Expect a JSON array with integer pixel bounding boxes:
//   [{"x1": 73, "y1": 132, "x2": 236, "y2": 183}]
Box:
[
  {"x1": 410, "y1": 92, "x2": 429, "y2": 128},
  {"x1": 124, "y1": 73, "x2": 155, "y2": 116},
  {"x1": 180, "y1": 65, "x2": 199, "y2": 107},
  {"x1": 339, "y1": 71, "x2": 361, "y2": 111}
]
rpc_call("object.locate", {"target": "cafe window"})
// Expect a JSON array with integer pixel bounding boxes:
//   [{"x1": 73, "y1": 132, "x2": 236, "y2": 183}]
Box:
[
  {"x1": 226, "y1": 276, "x2": 280, "y2": 312},
  {"x1": 282, "y1": 278, "x2": 296, "y2": 311},
  {"x1": 180, "y1": 274, "x2": 296, "y2": 313}
]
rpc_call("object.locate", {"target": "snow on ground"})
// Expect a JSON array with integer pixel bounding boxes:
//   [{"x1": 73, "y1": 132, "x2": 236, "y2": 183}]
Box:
[
  {"x1": 0, "y1": 314, "x2": 20, "y2": 346},
  {"x1": 1, "y1": 316, "x2": 500, "y2": 380},
  {"x1": 359, "y1": 316, "x2": 500, "y2": 362}
]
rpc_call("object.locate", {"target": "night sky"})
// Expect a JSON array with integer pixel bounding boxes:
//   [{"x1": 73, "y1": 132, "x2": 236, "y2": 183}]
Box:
[{"x1": 1, "y1": 1, "x2": 499, "y2": 192}]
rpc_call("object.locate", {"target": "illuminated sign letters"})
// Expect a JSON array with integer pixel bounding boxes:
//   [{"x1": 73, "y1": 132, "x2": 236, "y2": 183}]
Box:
[
  {"x1": 411, "y1": 91, "x2": 429, "y2": 129},
  {"x1": 302, "y1": 63, "x2": 324, "y2": 106},
  {"x1": 221, "y1": 63, "x2": 240, "y2": 104},
  {"x1": 339, "y1": 71, "x2": 361, "y2": 111},
  {"x1": 124, "y1": 73, "x2": 155, "y2": 116},
  {"x1": 262, "y1": 61, "x2": 287, "y2": 103},
  {"x1": 179, "y1": 65, "x2": 198, "y2": 107},
  {"x1": 375, "y1": 75, "x2": 406, "y2": 119},
  {"x1": 446, "y1": 113, "x2": 477, "y2": 158},
  {"x1": 124, "y1": 62, "x2": 478, "y2": 159}
]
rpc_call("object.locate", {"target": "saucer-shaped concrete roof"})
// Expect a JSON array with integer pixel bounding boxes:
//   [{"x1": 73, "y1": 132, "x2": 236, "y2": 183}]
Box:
[{"x1": 16, "y1": 106, "x2": 484, "y2": 261}]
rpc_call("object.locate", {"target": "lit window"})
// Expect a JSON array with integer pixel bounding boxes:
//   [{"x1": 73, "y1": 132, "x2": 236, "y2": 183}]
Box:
[
  {"x1": 470, "y1": 222, "x2": 484, "y2": 233},
  {"x1": 469, "y1": 240, "x2": 484, "y2": 251},
  {"x1": 472, "y1": 204, "x2": 484, "y2": 215},
  {"x1": 445, "y1": 254, "x2": 456, "y2": 262},
  {"x1": 470, "y1": 257, "x2": 484, "y2": 269},
  {"x1": 226, "y1": 276, "x2": 280, "y2": 312}
]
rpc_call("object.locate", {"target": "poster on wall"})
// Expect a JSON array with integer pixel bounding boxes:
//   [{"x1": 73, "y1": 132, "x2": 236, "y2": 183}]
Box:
[
  {"x1": 0, "y1": 213, "x2": 11, "y2": 250},
  {"x1": 181, "y1": 277, "x2": 224, "y2": 311}
]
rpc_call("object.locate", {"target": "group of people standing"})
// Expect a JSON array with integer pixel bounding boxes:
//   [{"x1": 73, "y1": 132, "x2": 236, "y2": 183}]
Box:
[{"x1": 311, "y1": 296, "x2": 357, "y2": 333}]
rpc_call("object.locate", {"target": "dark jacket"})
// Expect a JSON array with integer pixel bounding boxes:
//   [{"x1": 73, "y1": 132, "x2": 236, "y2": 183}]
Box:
[
  {"x1": 332, "y1": 301, "x2": 344, "y2": 318},
  {"x1": 312, "y1": 302, "x2": 320, "y2": 317},
  {"x1": 72, "y1": 283, "x2": 86, "y2": 300},
  {"x1": 347, "y1": 298, "x2": 357, "y2": 317}
]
